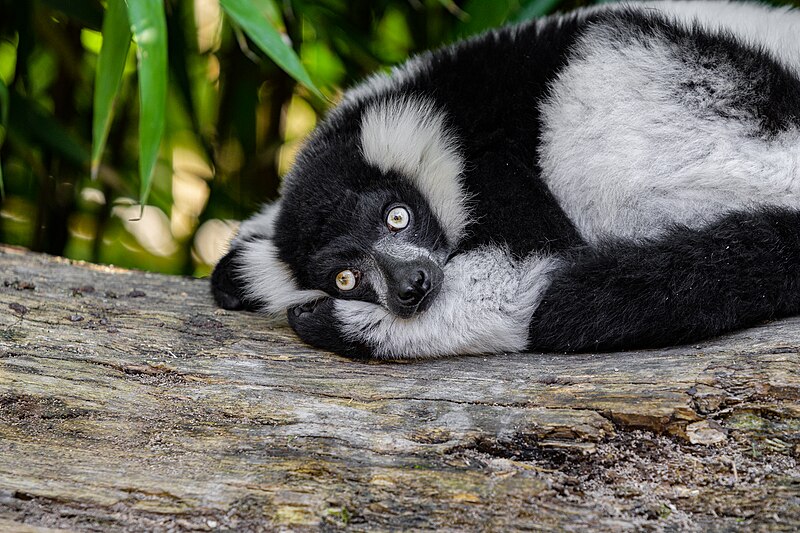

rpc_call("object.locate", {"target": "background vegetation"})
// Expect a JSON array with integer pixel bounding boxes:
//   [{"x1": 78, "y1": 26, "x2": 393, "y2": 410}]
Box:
[{"x1": 0, "y1": 0, "x2": 797, "y2": 276}]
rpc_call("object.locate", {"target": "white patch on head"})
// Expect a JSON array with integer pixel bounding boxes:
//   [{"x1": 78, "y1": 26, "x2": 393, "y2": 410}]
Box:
[
  {"x1": 333, "y1": 246, "x2": 562, "y2": 358},
  {"x1": 539, "y1": 5, "x2": 800, "y2": 244},
  {"x1": 360, "y1": 96, "x2": 471, "y2": 246},
  {"x1": 237, "y1": 238, "x2": 326, "y2": 315}
]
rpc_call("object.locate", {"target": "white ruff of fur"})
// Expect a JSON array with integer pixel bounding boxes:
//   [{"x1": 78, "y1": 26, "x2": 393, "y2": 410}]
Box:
[
  {"x1": 538, "y1": 2, "x2": 800, "y2": 244},
  {"x1": 333, "y1": 247, "x2": 562, "y2": 358},
  {"x1": 234, "y1": 200, "x2": 281, "y2": 243},
  {"x1": 237, "y1": 239, "x2": 326, "y2": 315},
  {"x1": 359, "y1": 97, "x2": 471, "y2": 246},
  {"x1": 232, "y1": 201, "x2": 326, "y2": 314}
]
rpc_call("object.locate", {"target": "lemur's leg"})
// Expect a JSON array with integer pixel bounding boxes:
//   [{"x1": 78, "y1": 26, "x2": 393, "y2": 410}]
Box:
[
  {"x1": 288, "y1": 247, "x2": 562, "y2": 358},
  {"x1": 529, "y1": 208, "x2": 800, "y2": 352}
]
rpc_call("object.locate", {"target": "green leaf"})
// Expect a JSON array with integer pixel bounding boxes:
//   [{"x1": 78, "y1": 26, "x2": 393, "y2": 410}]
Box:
[
  {"x1": 92, "y1": 0, "x2": 132, "y2": 180},
  {"x1": 126, "y1": 0, "x2": 168, "y2": 206},
  {"x1": 250, "y1": 0, "x2": 284, "y2": 28},
  {"x1": 219, "y1": 0, "x2": 324, "y2": 99},
  {"x1": 513, "y1": 0, "x2": 565, "y2": 21},
  {"x1": 437, "y1": 0, "x2": 469, "y2": 21}
]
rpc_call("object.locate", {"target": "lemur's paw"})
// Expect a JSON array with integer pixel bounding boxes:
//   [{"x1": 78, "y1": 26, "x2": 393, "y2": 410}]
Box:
[
  {"x1": 288, "y1": 299, "x2": 373, "y2": 359},
  {"x1": 288, "y1": 300, "x2": 322, "y2": 319}
]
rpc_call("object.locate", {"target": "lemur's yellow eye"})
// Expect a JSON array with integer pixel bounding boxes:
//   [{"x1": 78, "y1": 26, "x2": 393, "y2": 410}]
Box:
[
  {"x1": 335, "y1": 269, "x2": 359, "y2": 291},
  {"x1": 387, "y1": 206, "x2": 410, "y2": 231}
]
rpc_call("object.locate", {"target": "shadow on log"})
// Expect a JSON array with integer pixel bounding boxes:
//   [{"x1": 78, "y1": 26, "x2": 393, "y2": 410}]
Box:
[{"x1": 0, "y1": 245, "x2": 798, "y2": 530}]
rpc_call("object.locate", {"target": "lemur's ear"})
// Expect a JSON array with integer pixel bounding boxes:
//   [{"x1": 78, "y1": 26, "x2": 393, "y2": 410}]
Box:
[{"x1": 211, "y1": 248, "x2": 257, "y2": 311}]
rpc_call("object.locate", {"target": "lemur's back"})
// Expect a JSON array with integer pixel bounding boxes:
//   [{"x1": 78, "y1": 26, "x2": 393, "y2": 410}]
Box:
[{"x1": 539, "y1": 1, "x2": 800, "y2": 244}]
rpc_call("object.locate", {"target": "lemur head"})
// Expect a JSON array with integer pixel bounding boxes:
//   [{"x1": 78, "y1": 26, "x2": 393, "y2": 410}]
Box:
[{"x1": 212, "y1": 94, "x2": 471, "y2": 319}]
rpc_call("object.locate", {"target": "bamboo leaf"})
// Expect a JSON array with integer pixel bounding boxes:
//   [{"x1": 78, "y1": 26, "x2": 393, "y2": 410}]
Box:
[
  {"x1": 125, "y1": 0, "x2": 168, "y2": 206},
  {"x1": 219, "y1": 0, "x2": 323, "y2": 99},
  {"x1": 249, "y1": 0, "x2": 283, "y2": 28},
  {"x1": 436, "y1": 0, "x2": 469, "y2": 21},
  {"x1": 92, "y1": 0, "x2": 132, "y2": 180}
]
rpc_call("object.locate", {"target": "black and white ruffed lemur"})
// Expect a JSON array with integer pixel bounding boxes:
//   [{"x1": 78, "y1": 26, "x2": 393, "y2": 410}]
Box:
[{"x1": 211, "y1": 1, "x2": 800, "y2": 359}]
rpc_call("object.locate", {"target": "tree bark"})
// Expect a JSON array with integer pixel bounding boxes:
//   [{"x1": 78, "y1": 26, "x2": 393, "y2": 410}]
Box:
[{"x1": 0, "y1": 245, "x2": 798, "y2": 531}]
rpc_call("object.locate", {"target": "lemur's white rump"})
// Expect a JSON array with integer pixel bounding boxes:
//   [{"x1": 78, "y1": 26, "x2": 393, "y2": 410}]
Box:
[
  {"x1": 539, "y1": 1, "x2": 800, "y2": 244},
  {"x1": 334, "y1": 248, "x2": 561, "y2": 358}
]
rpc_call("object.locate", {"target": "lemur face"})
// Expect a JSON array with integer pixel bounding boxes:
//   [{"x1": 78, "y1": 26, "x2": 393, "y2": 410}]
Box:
[
  {"x1": 274, "y1": 179, "x2": 450, "y2": 318},
  {"x1": 212, "y1": 167, "x2": 451, "y2": 318},
  {"x1": 211, "y1": 95, "x2": 470, "y2": 320}
]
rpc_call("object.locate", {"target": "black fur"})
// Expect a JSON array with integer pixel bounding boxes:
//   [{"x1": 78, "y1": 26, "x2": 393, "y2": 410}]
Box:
[
  {"x1": 287, "y1": 299, "x2": 371, "y2": 359},
  {"x1": 211, "y1": 249, "x2": 257, "y2": 311},
  {"x1": 529, "y1": 208, "x2": 800, "y2": 352}
]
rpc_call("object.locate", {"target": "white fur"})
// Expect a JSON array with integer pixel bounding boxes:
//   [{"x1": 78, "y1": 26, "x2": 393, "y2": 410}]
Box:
[
  {"x1": 232, "y1": 201, "x2": 326, "y2": 314},
  {"x1": 360, "y1": 97, "x2": 472, "y2": 246},
  {"x1": 333, "y1": 247, "x2": 562, "y2": 358},
  {"x1": 237, "y1": 239, "x2": 327, "y2": 314},
  {"x1": 234, "y1": 201, "x2": 281, "y2": 243},
  {"x1": 539, "y1": 2, "x2": 800, "y2": 243}
]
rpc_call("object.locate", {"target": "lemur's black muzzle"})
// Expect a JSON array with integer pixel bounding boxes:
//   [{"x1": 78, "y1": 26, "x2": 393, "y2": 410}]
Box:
[{"x1": 377, "y1": 253, "x2": 443, "y2": 318}]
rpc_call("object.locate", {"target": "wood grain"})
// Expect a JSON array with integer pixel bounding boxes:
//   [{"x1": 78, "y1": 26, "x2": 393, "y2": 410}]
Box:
[{"x1": 1, "y1": 245, "x2": 798, "y2": 531}]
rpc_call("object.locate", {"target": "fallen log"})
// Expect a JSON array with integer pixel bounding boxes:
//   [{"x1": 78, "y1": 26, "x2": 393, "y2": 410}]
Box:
[{"x1": 0, "y1": 245, "x2": 798, "y2": 530}]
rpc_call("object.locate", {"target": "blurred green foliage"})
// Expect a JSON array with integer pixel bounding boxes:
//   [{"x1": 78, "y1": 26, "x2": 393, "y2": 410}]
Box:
[{"x1": 0, "y1": 0, "x2": 797, "y2": 276}]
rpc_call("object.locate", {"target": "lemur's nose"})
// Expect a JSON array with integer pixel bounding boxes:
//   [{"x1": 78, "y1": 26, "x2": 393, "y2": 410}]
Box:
[{"x1": 397, "y1": 269, "x2": 432, "y2": 306}]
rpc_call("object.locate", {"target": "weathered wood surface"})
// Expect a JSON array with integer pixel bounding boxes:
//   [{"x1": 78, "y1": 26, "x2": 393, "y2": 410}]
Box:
[{"x1": 0, "y1": 245, "x2": 798, "y2": 531}]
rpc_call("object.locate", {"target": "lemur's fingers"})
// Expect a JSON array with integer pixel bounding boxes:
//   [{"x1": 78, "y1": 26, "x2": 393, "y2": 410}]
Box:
[{"x1": 287, "y1": 298, "x2": 373, "y2": 359}]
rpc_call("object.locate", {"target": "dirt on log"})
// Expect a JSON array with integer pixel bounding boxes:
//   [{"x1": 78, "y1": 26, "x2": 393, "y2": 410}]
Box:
[{"x1": 0, "y1": 245, "x2": 798, "y2": 531}]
